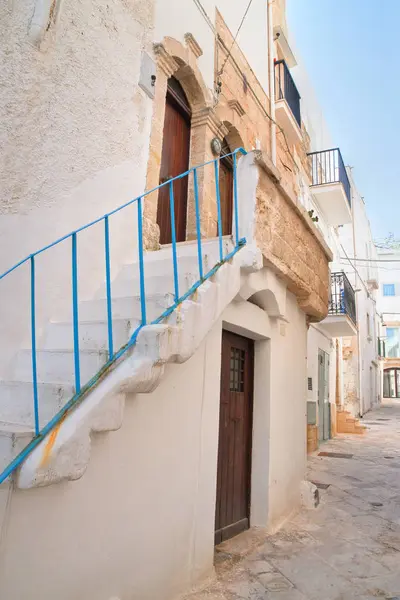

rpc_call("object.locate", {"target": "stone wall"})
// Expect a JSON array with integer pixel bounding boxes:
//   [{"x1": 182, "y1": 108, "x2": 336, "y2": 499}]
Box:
[{"x1": 253, "y1": 151, "x2": 331, "y2": 322}]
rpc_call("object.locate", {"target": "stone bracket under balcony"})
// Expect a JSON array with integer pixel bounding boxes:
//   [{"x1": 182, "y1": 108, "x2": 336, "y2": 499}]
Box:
[
  {"x1": 320, "y1": 313, "x2": 357, "y2": 338},
  {"x1": 308, "y1": 148, "x2": 352, "y2": 227}
]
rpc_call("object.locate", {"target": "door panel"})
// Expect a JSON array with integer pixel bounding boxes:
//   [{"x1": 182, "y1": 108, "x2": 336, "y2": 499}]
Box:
[
  {"x1": 219, "y1": 159, "x2": 233, "y2": 236},
  {"x1": 157, "y1": 88, "x2": 191, "y2": 244},
  {"x1": 215, "y1": 331, "x2": 254, "y2": 545},
  {"x1": 318, "y1": 350, "x2": 330, "y2": 442}
]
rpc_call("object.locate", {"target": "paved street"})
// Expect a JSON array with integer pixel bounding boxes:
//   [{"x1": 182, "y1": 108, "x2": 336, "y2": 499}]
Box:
[{"x1": 184, "y1": 400, "x2": 400, "y2": 600}]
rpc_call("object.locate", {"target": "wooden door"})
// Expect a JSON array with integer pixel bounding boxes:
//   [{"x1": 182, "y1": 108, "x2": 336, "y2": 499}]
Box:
[
  {"x1": 157, "y1": 78, "x2": 191, "y2": 245},
  {"x1": 318, "y1": 349, "x2": 330, "y2": 442},
  {"x1": 215, "y1": 331, "x2": 254, "y2": 545},
  {"x1": 218, "y1": 140, "x2": 233, "y2": 236}
]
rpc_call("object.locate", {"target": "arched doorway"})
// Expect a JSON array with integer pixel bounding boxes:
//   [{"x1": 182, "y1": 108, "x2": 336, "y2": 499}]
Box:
[
  {"x1": 218, "y1": 138, "x2": 234, "y2": 237},
  {"x1": 383, "y1": 368, "x2": 400, "y2": 398},
  {"x1": 157, "y1": 77, "x2": 192, "y2": 244}
]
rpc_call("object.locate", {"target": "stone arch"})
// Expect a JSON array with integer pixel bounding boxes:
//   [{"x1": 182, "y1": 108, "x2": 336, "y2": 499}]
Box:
[
  {"x1": 215, "y1": 103, "x2": 247, "y2": 151},
  {"x1": 239, "y1": 270, "x2": 287, "y2": 319},
  {"x1": 160, "y1": 37, "x2": 212, "y2": 110},
  {"x1": 144, "y1": 35, "x2": 224, "y2": 248}
]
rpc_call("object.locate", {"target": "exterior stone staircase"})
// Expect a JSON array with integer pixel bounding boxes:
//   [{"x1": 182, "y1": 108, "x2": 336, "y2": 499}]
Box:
[
  {"x1": 336, "y1": 406, "x2": 367, "y2": 435},
  {"x1": 0, "y1": 238, "x2": 261, "y2": 488}
]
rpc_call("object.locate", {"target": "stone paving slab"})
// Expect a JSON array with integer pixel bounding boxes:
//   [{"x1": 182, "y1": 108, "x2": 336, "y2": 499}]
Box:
[{"x1": 181, "y1": 401, "x2": 400, "y2": 600}]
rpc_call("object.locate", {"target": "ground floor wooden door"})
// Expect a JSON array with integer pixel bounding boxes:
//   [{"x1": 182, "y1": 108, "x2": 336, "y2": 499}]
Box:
[
  {"x1": 318, "y1": 349, "x2": 330, "y2": 442},
  {"x1": 215, "y1": 331, "x2": 254, "y2": 545}
]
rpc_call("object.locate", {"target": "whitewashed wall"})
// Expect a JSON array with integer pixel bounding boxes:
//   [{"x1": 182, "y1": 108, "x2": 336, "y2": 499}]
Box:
[
  {"x1": 339, "y1": 170, "x2": 380, "y2": 414},
  {"x1": 0, "y1": 281, "x2": 308, "y2": 599},
  {"x1": 0, "y1": 0, "x2": 154, "y2": 375}
]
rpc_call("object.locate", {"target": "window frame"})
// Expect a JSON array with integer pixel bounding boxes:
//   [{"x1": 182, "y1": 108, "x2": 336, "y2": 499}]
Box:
[{"x1": 383, "y1": 283, "x2": 396, "y2": 297}]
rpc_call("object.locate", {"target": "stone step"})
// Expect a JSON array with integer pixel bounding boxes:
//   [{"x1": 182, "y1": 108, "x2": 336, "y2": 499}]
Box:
[
  {"x1": 0, "y1": 381, "x2": 74, "y2": 428},
  {"x1": 78, "y1": 294, "x2": 174, "y2": 323},
  {"x1": 0, "y1": 422, "x2": 34, "y2": 476},
  {"x1": 95, "y1": 272, "x2": 197, "y2": 301},
  {"x1": 43, "y1": 318, "x2": 138, "y2": 352},
  {"x1": 116, "y1": 254, "x2": 207, "y2": 282},
  {"x1": 12, "y1": 348, "x2": 108, "y2": 386}
]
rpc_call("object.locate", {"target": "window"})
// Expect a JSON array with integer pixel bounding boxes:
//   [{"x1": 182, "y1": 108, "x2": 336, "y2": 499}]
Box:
[
  {"x1": 383, "y1": 284, "x2": 395, "y2": 296},
  {"x1": 230, "y1": 347, "x2": 245, "y2": 392},
  {"x1": 387, "y1": 327, "x2": 400, "y2": 358}
]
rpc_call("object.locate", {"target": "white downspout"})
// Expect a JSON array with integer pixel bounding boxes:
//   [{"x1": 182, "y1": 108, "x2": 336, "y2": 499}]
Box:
[
  {"x1": 267, "y1": 0, "x2": 277, "y2": 165},
  {"x1": 351, "y1": 187, "x2": 363, "y2": 416}
]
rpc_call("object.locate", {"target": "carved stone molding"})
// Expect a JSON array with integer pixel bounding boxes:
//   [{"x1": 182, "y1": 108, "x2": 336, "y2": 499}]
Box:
[
  {"x1": 228, "y1": 99, "x2": 245, "y2": 118},
  {"x1": 192, "y1": 107, "x2": 228, "y2": 138},
  {"x1": 184, "y1": 33, "x2": 203, "y2": 59},
  {"x1": 153, "y1": 43, "x2": 179, "y2": 77}
]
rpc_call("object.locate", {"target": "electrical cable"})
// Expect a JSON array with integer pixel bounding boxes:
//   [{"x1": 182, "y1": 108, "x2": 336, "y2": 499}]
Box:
[
  {"x1": 191, "y1": 0, "x2": 298, "y2": 171},
  {"x1": 339, "y1": 256, "x2": 400, "y2": 264}
]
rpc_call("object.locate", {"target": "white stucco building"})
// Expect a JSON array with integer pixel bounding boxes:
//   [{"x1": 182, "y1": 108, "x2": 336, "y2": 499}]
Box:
[
  {"x1": 292, "y1": 51, "x2": 380, "y2": 446},
  {"x1": 377, "y1": 248, "x2": 400, "y2": 399},
  {"x1": 0, "y1": 1, "x2": 378, "y2": 599}
]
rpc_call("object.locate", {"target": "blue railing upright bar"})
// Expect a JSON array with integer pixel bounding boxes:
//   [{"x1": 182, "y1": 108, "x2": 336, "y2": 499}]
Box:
[
  {"x1": 307, "y1": 148, "x2": 351, "y2": 207},
  {"x1": 214, "y1": 160, "x2": 224, "y2": 262},
  {"x1": 233, "y1": 153, "x2": 240, "y2": 246},
  {"x1": 71, "y1": 232, "x2": 81, "y2": 394},
  {"x1": 169, "y1": 180, "x2": 180, "y2": 302},
  {"x1": 137, "y1": 197, "x2": 147, "y2": 326},
  {"x1": 274, "y1": 59, "x2": 301, "y2": 127},
  {"x1": 104, "y1": 216, "x2": 114, "y2": 359},
  {"x1": 30, "y1": 255, "x2": 40, "y2": 435},
  {"x1": 0, "y1": 148, "x2": 248, "y2": 484},
  {"x1": 193, "y1": 168, "x2": 203, "y2": 280}
]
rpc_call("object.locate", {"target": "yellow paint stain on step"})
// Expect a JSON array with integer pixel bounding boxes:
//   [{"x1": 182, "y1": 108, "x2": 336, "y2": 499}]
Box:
[{"x1": 40, "y1": 417, "x2": 65, "y2": 467}]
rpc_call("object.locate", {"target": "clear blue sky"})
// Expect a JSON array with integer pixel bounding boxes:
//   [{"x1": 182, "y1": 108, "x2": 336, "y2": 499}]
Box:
[{"x1": 287, "y1": 0, "x2": 399, "y2": 240}]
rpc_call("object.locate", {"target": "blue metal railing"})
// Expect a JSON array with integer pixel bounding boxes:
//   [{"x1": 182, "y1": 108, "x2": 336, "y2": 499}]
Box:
[
  {"x1": 308, "y1": 148, "x2": 351, "y2": 208},
  {"x1": 274, "y1": 59, "x2": 301, "y2": 127},
  {"x1": 0, "y1": 148, "x2": 247, "y2": 483},
  {"x1": 329, "y1": 272, "x2": 356, "y2": 325}
]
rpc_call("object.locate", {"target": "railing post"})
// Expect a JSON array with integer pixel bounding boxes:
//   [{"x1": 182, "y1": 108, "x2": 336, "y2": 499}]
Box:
[
  {"x1": 30, "y1": 255, "x2": 40, "y2": 435},
  {"x1": 214, "y1": 159, "x2": 224, "y2": 262},
  {"x1": 233, "y1": 152, "x2": 240, "y2": 246},
  {"x1": 104, "y1": 216, "x2": 114, "y2": 358},
  {"x1": 193, "y1": 168, "x2": 203, "y2": 280},
  {"x1": 71, "y1": 232, "x2": 81, "y2": 393},
  {"x1": 137, "y1": 197, "x2": 147, "y2": 325},
  {"x1": 169, "y1": 181, "x2": 180, "y2": 302}
]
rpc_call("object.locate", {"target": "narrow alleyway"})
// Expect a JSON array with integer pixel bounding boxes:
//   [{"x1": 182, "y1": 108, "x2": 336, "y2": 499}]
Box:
[{"x1": 184, "y1": 401, "x2": 400, "y2": 600}]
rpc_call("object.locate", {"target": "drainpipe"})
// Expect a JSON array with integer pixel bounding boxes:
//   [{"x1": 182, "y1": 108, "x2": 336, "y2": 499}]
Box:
[
  {"x1": 267, "y1": 0, "x2": 277, "y2": 165},
  {"x1": 351, "y1": 185, "x2": 363, "y2": 416}
]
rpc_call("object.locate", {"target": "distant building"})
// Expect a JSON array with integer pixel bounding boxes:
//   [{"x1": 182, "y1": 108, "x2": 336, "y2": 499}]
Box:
[{"x1": 377, "y1": 248, "x2": 400, "y2": 398}]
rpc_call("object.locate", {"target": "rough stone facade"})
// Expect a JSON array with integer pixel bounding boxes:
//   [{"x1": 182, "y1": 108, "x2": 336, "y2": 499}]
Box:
[
  {"x1": 145, "y1": 10, "x2": 331, "y2": 321},
  {"x1": 342, "y1": 336, "x2": 360, "y2": 416}
]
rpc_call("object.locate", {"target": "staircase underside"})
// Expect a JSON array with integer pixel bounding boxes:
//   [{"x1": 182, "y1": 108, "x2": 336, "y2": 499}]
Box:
[{"x1": 0, "y1": 239, "x2": 262, "y2": 488}]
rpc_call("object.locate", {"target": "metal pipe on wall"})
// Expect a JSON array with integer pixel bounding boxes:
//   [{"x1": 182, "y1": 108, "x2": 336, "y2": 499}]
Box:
[{"x1": 267, "y1": 0, "x2": 276, "y2": 165}]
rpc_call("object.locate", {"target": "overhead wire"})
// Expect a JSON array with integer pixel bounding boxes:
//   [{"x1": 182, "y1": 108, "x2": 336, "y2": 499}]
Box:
[{"x1": 191, "y1": 0, "x2": 298, "y2": 171}]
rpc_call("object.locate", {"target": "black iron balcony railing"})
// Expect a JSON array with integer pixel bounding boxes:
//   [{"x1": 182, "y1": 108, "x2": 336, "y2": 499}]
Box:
[
  {"x1": 274, "y1": 59, "x2": 301, "y2": 127},
  {"x1": 329, "y1": 272, "x2": 356, "y2": 325},
  {"x1": 308, "y1": 148, "x2": 351, "y2": 208},
  {"x1": 378, "y1": 337, "x2": 386, "y2": 358}
]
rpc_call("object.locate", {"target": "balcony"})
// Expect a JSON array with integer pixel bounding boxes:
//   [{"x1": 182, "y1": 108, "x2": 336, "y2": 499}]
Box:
[
  {"x1": 274, "y1": 59, "x2": 302, "y2": 143},
  {"x1": 308, "y1": 148, "x2": 352, "y2": 226},
  {"x1": 320, "y1": 272, "x2": 357, "y2": 337}
]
